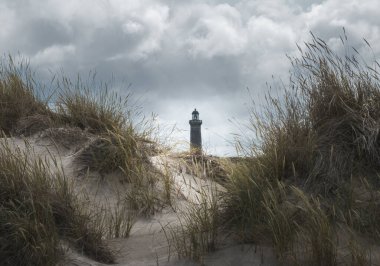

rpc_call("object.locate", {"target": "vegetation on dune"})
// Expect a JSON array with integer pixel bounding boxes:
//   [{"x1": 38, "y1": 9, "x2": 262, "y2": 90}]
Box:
[
  {"x1": 221, "y1": 32, "x2": 380, "y2": 265},
  {"x1": 0, "y1": 57, "x2": 52, "y2": 135},
  {"x1": 55, "y1": 76, "x2": 129, "y2": 134},
  {"x1": 55, "y1": 78, "x2": 165, "y2": 217},
  {"x1": 0, "y1": 56, "x2": 163, "y2": 264},
  {"x1": 0, "y1": 56, "x2": 154, "y2": 180},
  {"x1": 0, "y1": 138, "x2": 114, "y2": 265},
  {"x1": 163, "y1": 32, "x2": 380, "y2": 265},
  {"x1": 53, "y1": 75, "x2": 159, "y2": 188},
  {"x1": 3, "y1": 30, "x2": 380, "y2": 266},
  {"x1": 162, "y1": 154, "x2": 230, "y2": 262}
]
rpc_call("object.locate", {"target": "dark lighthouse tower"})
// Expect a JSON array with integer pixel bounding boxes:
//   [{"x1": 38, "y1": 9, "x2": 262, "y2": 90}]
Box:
[{"x1": 189, "y1": 108, "x2": 202, "y2": 153}]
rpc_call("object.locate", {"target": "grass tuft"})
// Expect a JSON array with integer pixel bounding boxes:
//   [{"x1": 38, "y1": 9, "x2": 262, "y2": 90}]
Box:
[
  {"x1": 55, "y1": 76, "x2": 128, "y2": 134},
  {"x1": 0, "y1": 57, "x2": 51, "y2": 135},
  {"x1": 164, "y1": 183, "x2": 220, "y2": 263},
  {"x1": 222, "y1": 31, "x2": 380, "y2": 265},
  {"x1": 0, "y1": 137, "x2": 115, "y2": 265}
]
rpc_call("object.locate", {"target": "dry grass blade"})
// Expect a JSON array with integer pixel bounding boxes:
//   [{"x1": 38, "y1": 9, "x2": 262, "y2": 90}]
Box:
[
  {"x1": 0, "y1": 56, "x2": 51, "y2": 135},
  {"x1": 55, "y1": 76, "x2": 129, "y2": 134},
  {"x1": 0, "y1": 136, "x2": 115, "y2": 264},
  {"x1": 223, "y1": 31, "x2": 380, "y2": 265},
  {"x1": 163, "y1": 180, "x2": 220, "y2": 263}
]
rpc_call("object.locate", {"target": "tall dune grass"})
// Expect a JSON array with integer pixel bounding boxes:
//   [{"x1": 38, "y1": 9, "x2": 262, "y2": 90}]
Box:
[
  {"x1": 0, "y1": 57, "x2": 51, "y2": 135},
  {"x1": 0, "y1": 137, "x2": 114, "y2": 265},
  {"x1": 222, "y1": 32, "x2": 380, "y2": 264},
  {"x1": 55, "y1": 76, "x2": 129, "y2": 134},
  {"x1": 247, "y1": 33, "x2": 380, "y2": 194},
  {"x1": 163, "y1": 178, "x2": 220, "y2": 263},
  {"x1": 0, "y1": 55, "x2": 160, "y2": 263},
  {"x1": 54, "y1": 75, "x2": 158, "y2": 187}
]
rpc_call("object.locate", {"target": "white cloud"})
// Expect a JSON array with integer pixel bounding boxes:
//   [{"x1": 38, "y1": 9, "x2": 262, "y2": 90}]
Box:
[
  {"x1": 123, "y1": 21, "x2": 143, "y2": 34},
  {"x1": 182, "y1": 4, "x2": 247, "y2": 58},
  {"x1": 32, "y1": 44, "x2": 76, "y2": 66},
  {"x1": 130, "y1": 5, "x2": 170, "y2": 59},
  {"x1": 247, "y1": 16, "x2": 296, "y2": 51}
]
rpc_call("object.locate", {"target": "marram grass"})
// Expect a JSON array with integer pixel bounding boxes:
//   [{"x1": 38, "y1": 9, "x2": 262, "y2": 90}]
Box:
[
  {"x1": 221, "y1": 32, "x2": 380, "y2": 265},
  {"x1": 0, "y1": 137, "x2": 114, "y2": 265}
]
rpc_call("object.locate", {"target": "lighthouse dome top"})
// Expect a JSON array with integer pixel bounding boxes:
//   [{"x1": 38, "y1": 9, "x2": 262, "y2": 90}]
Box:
[{"x1": 192, "y1": 108, "x2": 199, "y2": 120}]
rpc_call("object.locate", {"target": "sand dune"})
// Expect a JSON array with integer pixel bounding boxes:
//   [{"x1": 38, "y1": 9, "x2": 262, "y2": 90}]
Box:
[{"x1": 1, "y1": 130, "x2": 277, "y2": 266}]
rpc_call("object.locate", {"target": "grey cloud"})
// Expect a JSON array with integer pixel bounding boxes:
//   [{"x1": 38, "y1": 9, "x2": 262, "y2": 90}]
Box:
[
  {"x1": 1, "y1": 0, "x2": 380, "y2": 155},
  {"x1": 19, "y1": 19, "x2": 72, "y2": 54}
]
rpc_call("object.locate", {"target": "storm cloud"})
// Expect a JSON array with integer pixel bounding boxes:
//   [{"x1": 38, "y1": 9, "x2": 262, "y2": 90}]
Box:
[{"x1": 1, "y1": 0, "x2": 380, "y2": 155}]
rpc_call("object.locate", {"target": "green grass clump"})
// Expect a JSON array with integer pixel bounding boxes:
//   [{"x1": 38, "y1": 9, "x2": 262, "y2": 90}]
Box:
[
  {"x1": 248, "y1": 33, "x2": 380, "y2": 194},
  {"x1": 55, "y1": 76, "x2": 129, "y2": 134},
  {"x1": 0, "y1": 55, "x2": 163, "y2": 263},
  {"x1": 55, "y1": 77, "x2": 163, "y2": 216},
  {"x1": 76, "y1": 128, "x2": 140, "y2": 175},
  {"x1": 222, "y1": 32, "x2": 380, "y2": 264},
  {"x1": 164, "y1": 183, "x2": 220, "y2": 263},
  {"x1": 0, "y1": 55, "x2": 155, "y2": 182},
  {"x1": 55, "y1": 76, "x2": 156, "y2": 185},
  {"x1": 222, "y1": 161, "x2": 275, "y2": 242},
  {"x1": 293, "y1": 187, "x2": 337, "y2": 266},
  {"x1": 0, "y1": 138, "x2": 114, "y2": 265},
  {"x1": 0, "y1": 57, "x2": 51, "y2": 135}
]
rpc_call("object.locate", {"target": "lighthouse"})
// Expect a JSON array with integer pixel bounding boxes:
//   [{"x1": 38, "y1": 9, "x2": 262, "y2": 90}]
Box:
[{"x1": 189, "y1": 108, "x2": 202, "y2": 154}]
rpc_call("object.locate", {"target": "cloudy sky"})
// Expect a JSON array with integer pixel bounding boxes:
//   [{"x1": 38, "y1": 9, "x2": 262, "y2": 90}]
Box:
[{"x1": 1, "y1": 0, "x2": 380, "y2": 155}]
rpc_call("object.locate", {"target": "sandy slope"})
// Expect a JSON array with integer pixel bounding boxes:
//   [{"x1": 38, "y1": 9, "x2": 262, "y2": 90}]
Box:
[{"x1": 1, "y1": 133, "x2": 278, "y2": 266}]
